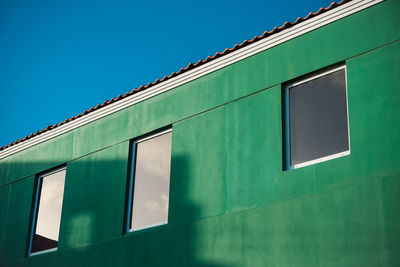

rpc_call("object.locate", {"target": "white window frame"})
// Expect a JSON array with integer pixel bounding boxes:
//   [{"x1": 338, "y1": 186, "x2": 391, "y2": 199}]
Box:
[
  {"x1": 284, "y1": 65, "x2": 350, "y2": 169},
  {"x1": 28, "y1": 166, "x2": 66, "y2": 256},
  {"x1": 126, "y1": 128, "x2": 172, "y2": 233}
]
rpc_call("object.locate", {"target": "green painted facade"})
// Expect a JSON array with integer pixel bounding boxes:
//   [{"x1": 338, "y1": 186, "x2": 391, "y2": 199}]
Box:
[{"x1": 1, "y1": 1, "x2": 400, "y2": 266}]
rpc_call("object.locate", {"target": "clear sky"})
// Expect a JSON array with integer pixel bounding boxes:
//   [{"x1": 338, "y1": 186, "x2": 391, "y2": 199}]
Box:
[{"x1": 0, "y1": 0, "x2": 335, "y2": 148}]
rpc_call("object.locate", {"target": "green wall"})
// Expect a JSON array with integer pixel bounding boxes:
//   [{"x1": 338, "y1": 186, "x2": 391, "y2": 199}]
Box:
[{"x1": 1, "y1": 1, "x2": 400, "y2": 266}]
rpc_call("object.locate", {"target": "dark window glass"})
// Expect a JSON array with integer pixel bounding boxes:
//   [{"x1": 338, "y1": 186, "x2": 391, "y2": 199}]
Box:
[
  {"x1": 30, "y1": 168, "x2": 66, "y2": 254},
  {"x1": 289, "y1": 68, "x2": 349, "y2": 167},
  {"x1": 130, "y1": 131, "x2": 172, "y2": 231}
]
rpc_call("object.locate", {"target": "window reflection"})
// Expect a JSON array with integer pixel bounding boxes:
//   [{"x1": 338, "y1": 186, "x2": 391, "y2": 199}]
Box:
[
  {"x1": 130, "y1": 131, "x2": 172, "y2": 231},
  {"x1": 31, "y1": 168, "x2": 66, "y2": 254},
  {"x1": 288, "y1": 68, "x2": 349, "y2": 167}
]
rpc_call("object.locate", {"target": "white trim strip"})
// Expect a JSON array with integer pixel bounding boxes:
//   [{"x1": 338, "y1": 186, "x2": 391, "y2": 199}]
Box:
[
  {"x1": 293, "y1": 150, "x2": 350, "y2": 169},
  {"x1": 136, "y1": 129, "x2": 172, "y2": 143},
  {"x1": 286, "y1": 65, "x2": 346, "y2": 88},
  {"x1": 0, "y1": 0, "x2": 383, "y2": 160},
  {"x1": 39, "y1": 166, "x2": 67, "y2": 178},
  {"x1": 29, "y1": 247, "x2": 57, "y2": 257},
  {"x1": 129, "y1": 221, "x2": 168, "y2": 232}
]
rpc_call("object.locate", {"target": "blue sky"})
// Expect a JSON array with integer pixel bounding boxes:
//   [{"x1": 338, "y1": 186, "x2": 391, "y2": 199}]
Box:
[{"x1": 0, "y1": 0, "x2": 335, "y2": 148}]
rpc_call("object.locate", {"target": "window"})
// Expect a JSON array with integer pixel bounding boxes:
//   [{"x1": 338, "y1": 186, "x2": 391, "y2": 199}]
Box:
[
  {"x1": 285, "y1": 66, "x2": 350, "y2": 169},
  {"x1": 126, "y1": 129, "x2": 172, "y2": 232},
  {"x1": 28, "y1": 167, "x2": 66, "y2": 255}
]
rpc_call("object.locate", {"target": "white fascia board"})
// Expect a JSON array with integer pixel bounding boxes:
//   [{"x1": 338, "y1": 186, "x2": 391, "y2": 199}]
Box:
[{"x1": 0, "y1": 0, "x2": 384, "y2": 160}]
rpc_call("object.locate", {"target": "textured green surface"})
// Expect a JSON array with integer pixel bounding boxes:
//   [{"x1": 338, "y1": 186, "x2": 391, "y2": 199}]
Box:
[
  {"x1": 0, "y1": 177, "x2": 34, "y2": 263},
  {"x1": 1, "y1": 1, "x2": 400, "y2": 266},
  {"x1": 58, "y1": 142, "x2": 129, "y2": 249}
]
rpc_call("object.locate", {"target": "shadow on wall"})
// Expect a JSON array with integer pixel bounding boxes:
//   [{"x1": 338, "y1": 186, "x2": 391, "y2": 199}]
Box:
[
  {"x1": 164, "y1": 155, "x2": 235, "y2": 267},
  {"x1": 105, "y1": 155, "x2": 235, "y2": 267},
  {"x1": 0, "y1": 154, "x2": 236, "y2": 267},
  {"x1": 3, "y1": 149, "x2": 400, "y2": 266}
]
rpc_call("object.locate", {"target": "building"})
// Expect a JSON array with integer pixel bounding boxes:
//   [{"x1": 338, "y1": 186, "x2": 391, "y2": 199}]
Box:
[{"x1": 1, "y1": 0, "x2": 399, "y2": 266}]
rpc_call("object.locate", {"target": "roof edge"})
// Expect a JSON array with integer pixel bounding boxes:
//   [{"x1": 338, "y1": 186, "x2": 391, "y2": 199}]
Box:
[{"x1": 0, "y1": 0, "x2": 384, "y2": 159}]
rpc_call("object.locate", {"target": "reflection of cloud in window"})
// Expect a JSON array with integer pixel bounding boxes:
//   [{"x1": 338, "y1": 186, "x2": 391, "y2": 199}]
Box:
[
  {"x1": 161, "y1": 193, "x2": 169, "y2": 213},
  {"x1": 36, "y1": 170, "x2": 66, "y2": 241},
  {"x1": 131, "y1": 131, "x2": 171, "y2": 230},
  {"x1": 136, "y1": 132, "x2": 171, "y2": 180},
  {"x1": 145, "y1": 200, "x2": 160, "y2": 211}
]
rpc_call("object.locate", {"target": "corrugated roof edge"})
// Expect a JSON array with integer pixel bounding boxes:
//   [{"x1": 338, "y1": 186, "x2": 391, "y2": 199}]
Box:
[{"x1": 0, "y1": 0, "x2": 350, "y2": 151}]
